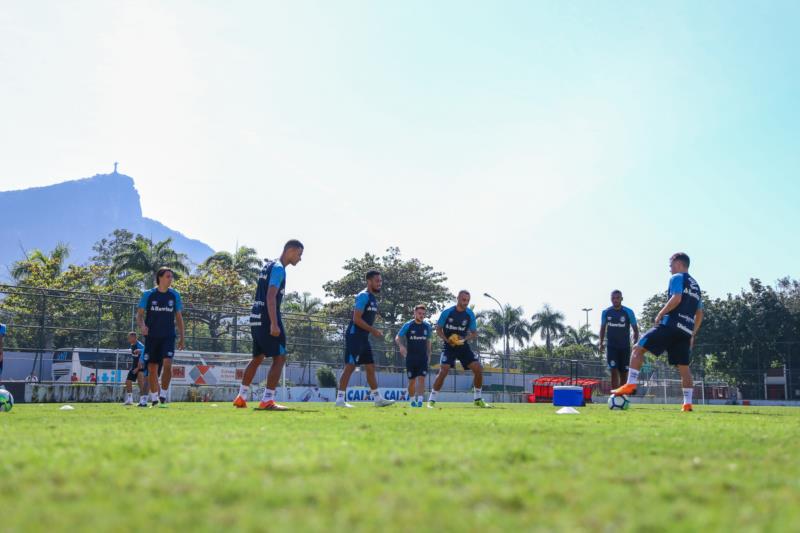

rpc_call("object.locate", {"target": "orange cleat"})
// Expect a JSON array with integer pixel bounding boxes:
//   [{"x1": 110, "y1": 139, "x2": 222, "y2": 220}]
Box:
[
  {"x1": 682, "y1": 403, "x2": 693, "y2": 412},
  {"x1": 611, "y1": 383, "x2": 637, "y2": 396},
  {"x1": 255, "y1": 399, "x2": 289, "y2": 411},
  {"x1": 233, "y1": 395, "x2": 247, "y2": 408}
]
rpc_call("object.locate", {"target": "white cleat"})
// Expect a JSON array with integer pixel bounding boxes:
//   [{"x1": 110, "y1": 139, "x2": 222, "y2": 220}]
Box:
[
  {"x1": 374, "y1": 397, "x2": 395, "y2": 407},
  {"x1": 335, "y1": 400, "x2": 354, "y2": 408}
]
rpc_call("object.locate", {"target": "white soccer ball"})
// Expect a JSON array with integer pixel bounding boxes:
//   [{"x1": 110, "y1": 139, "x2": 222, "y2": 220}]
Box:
[
  {"x1": 0, "y1": 388, "x2": 14, "y2": 412},
  {"x1": 607, "y1": 394, "x2": 630, "y2": 410}
]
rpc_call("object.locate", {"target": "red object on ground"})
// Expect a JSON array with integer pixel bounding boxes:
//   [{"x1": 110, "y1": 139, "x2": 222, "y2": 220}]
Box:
[{"x1": 531, "y1": 376, "x2": 601, "y2": 403}]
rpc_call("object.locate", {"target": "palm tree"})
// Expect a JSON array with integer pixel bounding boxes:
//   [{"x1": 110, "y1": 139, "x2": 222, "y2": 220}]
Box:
[
  {"x1": 112, "y1": 237, "x2": 189, "y2": 285},
  {"x1": 202, "y1": 246, "x2": 261, "y2": 285},
  {"x1": 285, "y1": 292, "x2": 324, "y2": 314},
  {"x1": 12, "y1": 243, "x2": 70, "y2": 281},
  {"x1": 479, "y1": 304, "x2": 531, "y2": 351},
  {"x1": 560, "y1": 324, "x2": 599, "y2": 348},
  {"x1": 530, "y1": 304, "x2": 566, "y2": 354}
]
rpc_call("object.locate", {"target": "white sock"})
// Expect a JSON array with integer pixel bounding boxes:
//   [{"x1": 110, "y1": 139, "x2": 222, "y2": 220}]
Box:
[
  {"x1": 626, "y1": 368, "x2": 640, "y2": 385},
  {"x1": 126, "y1": 393, "x2": 132, "y2": 401},
  {"x1": 160, "y1": 387, "x2": 168, "y2": 399},
  {"x1": 683, "y1": 388, "x2": 693, "y2": 405},
  {"x1": 429, "y1": 390, "x2": 438, "y2": 402},
  {"x1": 238, "y1": 384, "x2": 249, "y2": 398},
  {"x1": 416, "y1": 395, "x2": 423, "y2": 403},
  {"x1": 336, "y1": 390, "x2": 345, "y2": 402},
  {"x1": 371, "y1": 389, "x2": 380, "y2": 401},
  {"x1": 150, "y1": 392, "x2": 158, "y2": 402},
  {"x1": 474, "y1": 388, "x2": 482, "y2": 400},
  {"x1": 262, "y1": 388, "x2": 275, "y2": 402}
]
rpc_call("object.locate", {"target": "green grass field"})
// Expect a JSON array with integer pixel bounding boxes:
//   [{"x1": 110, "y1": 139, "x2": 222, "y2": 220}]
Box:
[{"x1": 2, "y1": 402, "x2": 799, "y2": 532}]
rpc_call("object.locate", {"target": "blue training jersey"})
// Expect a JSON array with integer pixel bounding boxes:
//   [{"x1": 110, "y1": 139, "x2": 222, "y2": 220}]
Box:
[
  {"x1": 437, "y1": 306, "x2": 477, "y2": 347},
  {"x1": 398, "y1": 319, "x2": 432, "y2": 358},
  {"x1": 138, "y1": 288, "x2": 183, "y2": 339},
  {"x1": 661, "y1": 272, "x2": 703, "y2": 336},
  {"x1": 347, "y1": 290, "x2": 379, "y2": 336},
  {"x1": 249, "y1": 260, "x2": 286, "y2": 328},
  {"x1": 130, "y1": 341, "x2": 145, "y2": 368},
  {"x1": 601, "y1": 306, "x2": 637, "y2": 348}
]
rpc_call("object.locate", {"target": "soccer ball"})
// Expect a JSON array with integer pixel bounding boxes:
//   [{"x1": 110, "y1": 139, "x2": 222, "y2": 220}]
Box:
[
  {"x1": 607, "y1": 394, "x2": 630, "y2": 410},
  {"x1": 0, "y1": 388, "x2": 14, "y2": 412}
]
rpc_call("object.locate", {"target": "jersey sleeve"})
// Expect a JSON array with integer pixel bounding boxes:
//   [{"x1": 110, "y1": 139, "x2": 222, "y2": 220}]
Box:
[
  {"x1": 0, "y1": 324, "x2": 6, "y2": 336},
  {"x1": 668, "y1": 274, "x2": 684, "y2": 296},
  {"x1": 437, "y1": 308, "x2": 452, "y2": 327},
  {"x1": 137, "y1": 290, "x2": 151, "y2": 309},
  {"x1": 625, "y1": 307, "x2": 637, "y2": 326},
  {"x1": 268, "y1": 265, "x2": 286, "y2": 288},
  {"x1": 697, "y1": 300, "x2": 704, "y2": 311},
  {"x1": 397, "y1": 321, "x2": 411, "y2": 337},
  {"x1": 172, "y1": 289, "x2": 184, "y2": 312},
  {"x1": 353, "y1": 292, "x2": 370, "y2": 312},
  {"x1": 425, "y1": 322, "x2": 433, "y2": 338},
  {"x1": 600, "y1": 309, "x2": 608, "y2": 326},
  {"x1": 467, "y1": 309, "x2": 478, "y2": 332}
]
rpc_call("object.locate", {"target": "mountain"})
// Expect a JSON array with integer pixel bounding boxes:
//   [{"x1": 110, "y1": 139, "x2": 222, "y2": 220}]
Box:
[{"x1": 0, "y1": 172, "x2": 215, "y2": 274}]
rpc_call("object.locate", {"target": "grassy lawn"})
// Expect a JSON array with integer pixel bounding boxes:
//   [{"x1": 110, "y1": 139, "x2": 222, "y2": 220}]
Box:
[{"x1": 1, "y1": 402, "x2": 798, "y2": 532}]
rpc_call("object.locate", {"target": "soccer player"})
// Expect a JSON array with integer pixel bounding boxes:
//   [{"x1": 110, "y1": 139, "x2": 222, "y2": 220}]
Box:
[
  {"x1": 123, "y1": 332, "x2": 147, "y2": 407},
  {"x1": 612, "y1": 253, "x2": 704, "y2": 411},
  {"x1": 0, "y1": 322, "x2": 6, "y2": 382},
  {"x1": 233, "y1": 240, "x2": 304, "y2": 411},
  {"x1": 335, "y1": 270, "x2": 395, "y2": 408},
  {"x1": 428, "y1": 290, "x2": 490, "y2": 408},
  {"x1": 598, "y1": 290, "x2": 640, "y2": 390},
  {"x1": 395, "y1": 304, "x2": 432, "y2": 408},
  {"x1": 136, "y1": 267, "x2": 185, "y2": 407}
]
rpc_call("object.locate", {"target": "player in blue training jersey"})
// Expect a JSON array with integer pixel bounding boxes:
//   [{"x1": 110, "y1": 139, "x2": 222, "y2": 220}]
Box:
[
  {"x1": 123, "y1": 332, "x2": 147, "y2": 406},
  {"x1": 428, "y1": 290, "x2": 491, "y2": 408},
  {"x1": 0, "y1": 322, "x2": 6, "y2": 382},
  {"x1": 233, "y1": 239, "x2": 304, "y2": 411},
  {"x1": 136, "y1": 267, "x2": 185, "y2": 407},
  {"x1": 335, "y1": 270, "x2": 395, "y2": 408},
  {"x1": 598, "y1": 290, "x2": 640, "y2": 390},
  {"x1": 613, "y1": 253, "x2": 705, "y2": 411},
  {"x1": 395, "y1": 304, "x2": 433, "y2": 408}
]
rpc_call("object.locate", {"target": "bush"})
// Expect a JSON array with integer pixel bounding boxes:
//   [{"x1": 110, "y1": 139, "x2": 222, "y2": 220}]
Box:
[{"x1": 316, "y1": 366, "x2": 338, "y2": 388}]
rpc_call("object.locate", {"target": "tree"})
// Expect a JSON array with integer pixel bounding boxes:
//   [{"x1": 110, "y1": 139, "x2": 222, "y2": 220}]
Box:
[
  {"x1": 560, "y1": 324, "x2": 599, "y2": 350},
  {"x1": 201, "y1": 246, "x2": 261, "y2": 285},
  {"x1": 11, "y1": 243, "x2": 70, "y2": 282},
  {"x1": 284, "y1": 292, "x2": 324, "y2": 314},
  {"x1": 477, "y1": 304, "x2": 531, "y2": 352},
  {"x1": 530, "y1": 304, "x2": 566, "y2": 354},
  {"x1": 112, "y1": 236, "x2": 189, "y2": 286},
  {"x1": 316, "y1": 366, "x2": 338, "y2": 388},
  {"x1": 91, "y1": 229, "x2": 136, "y2": 266},
  {"x1": 323, "y1": 247, "x2": 452, "y2": 329}
]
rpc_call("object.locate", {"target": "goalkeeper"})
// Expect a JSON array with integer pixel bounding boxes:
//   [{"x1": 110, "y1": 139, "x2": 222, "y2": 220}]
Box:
[{"x1": 428, "y1": 290, "x2": 490, "y2": 408}]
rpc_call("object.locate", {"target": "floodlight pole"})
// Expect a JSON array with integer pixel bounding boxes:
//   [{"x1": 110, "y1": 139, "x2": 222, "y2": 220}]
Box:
[
  {"x1": 581, "y1": 307, "x2": 593, "y2": 329},
  {"x1": 484, "y1": 293, "x2": 507, "y2": 402}
]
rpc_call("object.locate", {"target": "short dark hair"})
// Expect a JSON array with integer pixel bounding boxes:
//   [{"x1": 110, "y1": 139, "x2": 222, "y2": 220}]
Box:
[
  {"x1": 457, "y1": 290, "x2": 471, "y2": 298},
  {"x1": 670, "y1": 252, "x2": 690, "y2": 268},
  {"x1": 284, "y1": 239, "x2": 304, "y2": 251},
  {"x1": 611, "y1": 290, "x2": 623, "y2": 297},
  {"x1": 414, "y1": 304, "x2": 427, "y2": 311},
  {"x1": 128, "y1": 331, "x2": 137, "y2": 338},
  {"x1": 366, "y1": 269, "x2": 381, "y2": 281},
  {"x1": 156, "y1": 267, "x2": 173, "y2": 283}
]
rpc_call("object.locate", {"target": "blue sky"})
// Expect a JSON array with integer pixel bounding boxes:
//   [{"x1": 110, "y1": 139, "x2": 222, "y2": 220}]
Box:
[{"x1": 1, "y1": 1, "x2": 798, "y2": 331}]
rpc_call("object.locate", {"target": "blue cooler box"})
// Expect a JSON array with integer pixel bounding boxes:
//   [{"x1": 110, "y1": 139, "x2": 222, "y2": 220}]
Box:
[{"x1": 553, "y1": 386, "x2": 584, "y2": 407}]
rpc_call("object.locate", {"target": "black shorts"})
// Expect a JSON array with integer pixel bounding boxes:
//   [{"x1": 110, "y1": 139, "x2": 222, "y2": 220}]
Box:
[
  {"x1": 344, "y1": 334, "x2": 374, "y2": 366},
  {"x1": 606, "y1": 345, "x2": 631, "y2": 372},
  {"x1": 251, "y1": 326, "x2": 287, "y2": 357},
  {"x1": 125, "y1": 367, "x2": 141, "y2": 382},
  {"x1": 406, "y1": 354, "x2": 428, "y2": 379},
  {"x1": 638, "y1": 325, "x2": 691, "y2": 366},
  {"x1": 144, "y1": 337, "x2": 175, "y2": 366},
  {"x1": 439, "y1": 345, "x2": 479, "y2": 370}
]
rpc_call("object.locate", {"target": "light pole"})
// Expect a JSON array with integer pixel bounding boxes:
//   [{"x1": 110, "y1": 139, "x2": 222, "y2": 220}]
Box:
[
  {"x1": 581, "y1": 307, "x2": 593, "y2": 329},
  {"x1": 484, "y1": 292, "x2": 508, "y2": 402}
]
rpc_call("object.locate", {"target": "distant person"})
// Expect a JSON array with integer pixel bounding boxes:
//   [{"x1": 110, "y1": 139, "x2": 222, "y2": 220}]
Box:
[
  {"x1": 335, "y1": 270, "x2": 395, "y2": 408},
  {"x1": 71, "y1": 372, "x2": 79, "y2": 383},
  {"x1": 598, "y1": 290, "x2": 639, "y2": 390},
  {"x1": 612, "y1": 253, "x2": 704, "y2": 412},
  {"x1": 0, "y1": 322, "x2": 6, "y2": 381},
  {"x1": 395, "y1": 304, "x2": 432, "y2": 408},
  {"x1": 429, "y1": 290, "x2": 490, "y2": 408},
  {"x1": 89, "y1": 372, "x2": 97, "y2": 384},
  {"x1": 137, "y1": 267, "x2": 185, "y2": 407},
  {"x1": 233, "y1": 240, "x2": 304, "y2": 411},
  {"x1": 124, "y1": 332, "x2": 147, "y2": 406}
]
